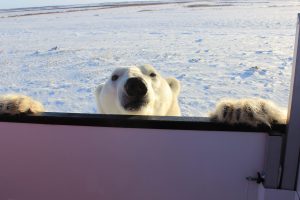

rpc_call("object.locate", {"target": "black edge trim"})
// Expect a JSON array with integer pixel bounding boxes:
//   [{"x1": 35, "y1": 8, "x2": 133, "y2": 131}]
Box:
[{"x1": 0, "y1": 112, "x2": 286, "y2": 135}]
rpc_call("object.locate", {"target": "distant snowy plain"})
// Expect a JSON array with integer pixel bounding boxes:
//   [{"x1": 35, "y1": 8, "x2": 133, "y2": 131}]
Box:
[{"x1": 0, "y1": 0, "x2": 299, "y2": 116}]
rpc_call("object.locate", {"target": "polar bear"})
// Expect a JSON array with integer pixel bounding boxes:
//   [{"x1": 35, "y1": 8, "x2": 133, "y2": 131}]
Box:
[
  {"x1": 0, "y1": 64, "x2": 287, "y2": 127},
  {"x1": 95, "y1": 64, "x2": 181, "y2": 116},
  {"x1": 94, "y1": 64, "x2": 287, "y2": 127}
]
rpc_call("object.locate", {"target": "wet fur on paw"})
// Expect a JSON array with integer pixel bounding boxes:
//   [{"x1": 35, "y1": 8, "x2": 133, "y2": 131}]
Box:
[
  {"x1": 0, "y1": 94, "x2": 44, "y2": 115},
  {"x1": 210, "y1": 98, "x2": 287, "y2": 127}
]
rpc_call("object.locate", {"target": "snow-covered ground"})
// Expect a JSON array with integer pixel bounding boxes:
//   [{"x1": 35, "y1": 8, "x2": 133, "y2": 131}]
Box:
[{"x1": 0, "y1": 0, "x2": 299, "y2": 116}]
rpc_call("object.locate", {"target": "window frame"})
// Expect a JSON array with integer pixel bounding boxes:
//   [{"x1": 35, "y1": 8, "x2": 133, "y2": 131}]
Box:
[
  {"x1": 280, "y1": 13, "x2": 300, "y2": 191},
  {"x1": 2, "y1": 7, "x2": 300, "y2": 194},
  {"x1": 0, "y1": 112, "x2": 286, "y2": 134}
]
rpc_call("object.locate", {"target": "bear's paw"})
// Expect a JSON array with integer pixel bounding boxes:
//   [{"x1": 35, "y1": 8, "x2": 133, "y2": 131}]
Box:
[
  {"x1": 210, "y1": 98, "x2": 287, "y2": 127},
  {"x1": 0, "y1": 94, "x2": 44, "y2": 115}
]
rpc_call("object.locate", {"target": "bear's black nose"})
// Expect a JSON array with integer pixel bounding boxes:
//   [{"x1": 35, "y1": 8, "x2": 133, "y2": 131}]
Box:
[{"x1": 125, "y1": 77, "x2": 148, "y2": 97}]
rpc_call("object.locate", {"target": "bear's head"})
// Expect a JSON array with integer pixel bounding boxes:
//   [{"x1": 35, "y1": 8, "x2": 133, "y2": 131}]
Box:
[{"x1": 95, "y1": 64, "x2": 181, "y2": 116}]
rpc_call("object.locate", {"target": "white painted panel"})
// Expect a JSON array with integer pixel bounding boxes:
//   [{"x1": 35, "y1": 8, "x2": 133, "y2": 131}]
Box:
[
  {"x1": 0, "y1": 122, "x2": 267, "y2": 200},
  {"x1": 258, "y1": 185, "x2": 299, "y2": 200}
]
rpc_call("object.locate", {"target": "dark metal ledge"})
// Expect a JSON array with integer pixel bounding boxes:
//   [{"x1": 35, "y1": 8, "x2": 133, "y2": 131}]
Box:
[{"x1": 0, "y1": 112, "x2": 287, "y2": 134}]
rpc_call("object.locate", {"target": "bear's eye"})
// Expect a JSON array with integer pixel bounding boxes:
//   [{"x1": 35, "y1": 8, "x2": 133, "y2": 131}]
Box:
[
  {"x1": 111, "y1": 75, "x2": 119, "y2": 81},
  {"x1": 149, "y1": 72, "x2": 157, "y2": 78}
]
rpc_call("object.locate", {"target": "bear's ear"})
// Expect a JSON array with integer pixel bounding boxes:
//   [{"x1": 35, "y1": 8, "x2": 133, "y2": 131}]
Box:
[
  {"x1": 166, "y1": 77, "x2": 180, "y2": 97},
  {"x1": 95, "y1": 84, "x2": 103, "y2": 96},
  {"x1": 95, "y1": 84, "x2": 104, "y2": 113}
]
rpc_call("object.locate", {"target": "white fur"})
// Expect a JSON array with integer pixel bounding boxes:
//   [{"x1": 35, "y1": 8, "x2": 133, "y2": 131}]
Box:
[
  {"x1": 0, "y1": 94, "x2": 44, "y2": 114},
  {"x1": 95, "y1": 64, "x2": 181, "y2": 116},
  {"x1": 209, "y1": 98, "x2": 287, "y2": 127}
]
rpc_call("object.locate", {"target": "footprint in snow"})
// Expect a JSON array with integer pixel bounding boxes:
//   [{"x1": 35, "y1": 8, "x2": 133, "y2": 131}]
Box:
[
  {"x1": 77, "y1": 88, "x2": 92, "y2": 93},
  {"x1": 203, "y1": 85, "x2": 210, "y2": 90},
  {"x1": 259, "y1": 69, "x2": 267, "y2": 75},
  {"x1": 255, "y1": 50, "x2": 272, "y2": 54},
  {"x1": 188, "y1": 58, "x2": 200, "y2": 63},
  {"x1": 239, "y1": 66, "x2": 267, "y2": 79},
  {"x1": 48, "y1": 46, "x2": 58, "y2": 51},
  {"x1": 181, "y1": 32, "x2": 192, "y2": 35},
  {"x1": 31, "y1": 51, "x2": 40, "y2": 56},
  {"x1": 149, "y1": 32, "x2": 163, "y2": 35},
  {"x1": 176, "y1": 74, "x2": 186, "y2": 80},
  {"x1": 55, "y1": 101, "x2": 64, "y2": 106},
  {"x1": 239, "y1": 67, "x2": 256, "y2": 79}
]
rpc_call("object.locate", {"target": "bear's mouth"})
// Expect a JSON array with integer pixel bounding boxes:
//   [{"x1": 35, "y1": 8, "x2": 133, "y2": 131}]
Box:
[{"x1": 121, "y1": 95, "x2": 149, "y2": 112}]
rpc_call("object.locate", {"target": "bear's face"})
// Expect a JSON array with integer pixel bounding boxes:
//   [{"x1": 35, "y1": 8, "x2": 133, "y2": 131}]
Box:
[{"x1": 96, "y1": 64, "x2": 181, "y2": 116}]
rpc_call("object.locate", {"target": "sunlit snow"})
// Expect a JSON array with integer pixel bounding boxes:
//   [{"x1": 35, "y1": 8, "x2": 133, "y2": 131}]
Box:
[{"x1": 0, "y1": 0, "x2": 298, "y2": 116}]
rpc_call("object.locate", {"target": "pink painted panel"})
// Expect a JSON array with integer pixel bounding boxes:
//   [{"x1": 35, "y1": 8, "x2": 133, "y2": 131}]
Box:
[{"x1": 0, "y1": 122, "x2": 267, "y2": 200}]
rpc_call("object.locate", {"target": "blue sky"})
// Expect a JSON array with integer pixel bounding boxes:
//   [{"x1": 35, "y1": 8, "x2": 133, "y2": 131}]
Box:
[{"x1": 0, "y1": 0, "x2": 147, "y2": 9}]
